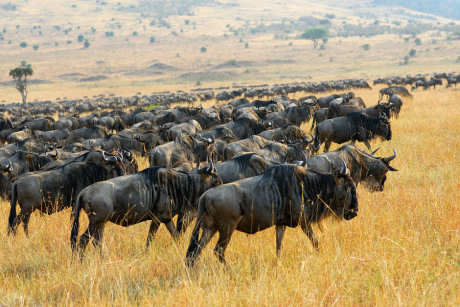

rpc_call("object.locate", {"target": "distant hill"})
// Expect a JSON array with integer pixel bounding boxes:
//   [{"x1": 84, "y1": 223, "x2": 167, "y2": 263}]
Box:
[{"x1": 373, "y1": 0, "x2": 460, "y2": 20}]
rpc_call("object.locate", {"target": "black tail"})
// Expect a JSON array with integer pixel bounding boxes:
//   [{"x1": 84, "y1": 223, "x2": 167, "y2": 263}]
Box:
[
  {"x1": 70, "y1": 193, "x2": 83, "y2": 252},
  {"x1": 313, "y1": 126, "x2": 321, "y2": 153},
  {"x1": 7, "y1": 183, "x2": 18, "y2": 235},
  {"x1": 185, "y1": 199, "x2": 205, "y2": 266}
]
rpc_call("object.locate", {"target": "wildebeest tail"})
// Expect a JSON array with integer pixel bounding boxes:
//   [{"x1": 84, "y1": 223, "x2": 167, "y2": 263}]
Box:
[
  {"x1": 70, "y1": 192, "x2": 83, "y2": 252},
  {"x1": 185, "y1": 196, "x2": 206, "y2": 265},
  {"x1": 313, "y1": 125, "x2": 321, "y2": 152},
  {"x1": 7, "y1": 183, "x2": 18, "y2": 234}
]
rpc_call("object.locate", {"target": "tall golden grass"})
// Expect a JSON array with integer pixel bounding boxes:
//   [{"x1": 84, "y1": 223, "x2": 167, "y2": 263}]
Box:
[{"x1": 0, "y1": 87, "x2": 459, "y2": 306}]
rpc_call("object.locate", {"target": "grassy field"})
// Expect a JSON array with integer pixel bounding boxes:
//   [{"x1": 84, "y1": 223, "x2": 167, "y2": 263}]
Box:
[
  {"x1": 1, "y1": 0, "x2": 459, "y2": 102},
  {"x1": 0, "y1": 86, "x2": 458, "y2": 306}
]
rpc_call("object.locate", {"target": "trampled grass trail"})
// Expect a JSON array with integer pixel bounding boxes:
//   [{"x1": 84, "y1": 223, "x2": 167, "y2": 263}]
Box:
[{"x1": 0, "y1": 87, "x2": 458, "y2": 306}]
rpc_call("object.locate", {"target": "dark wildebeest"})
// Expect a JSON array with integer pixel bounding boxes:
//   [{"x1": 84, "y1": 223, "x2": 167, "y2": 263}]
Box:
[
  {"x1": 306, "y1": 144, "x2": 397, "y2": 192},
  {"x1": 256, "y1": 140, "x2": 313, "y2": 163},
  {"x1": 149, "y1": 134, "x2": 213, "y2": 169},
  {"x1": 70, "y1": 162, "x2": 222, "y2": 257},
  {"x1": 7, "y1": 152, "x2": 125, "y2": 236},
  {"x1": 0, "y1": 151, "x2": 54, "y2": 199},
  {"x1": 185, "y1": 163, "x2": 357, "y2": 266},
  {"x1": 310, "y1": 108, "x2": 329, "y2": 131},
  {"x1": 215, "y1": 153, "x2": 279, "y2": 183},
  {"x1": 314, "y1": 112, "x2": 392, "y2": 152},
  {"x1": 379, "y1": 86, "x2": 411, "y2": 101},
  {"x1": 223, "y1": 135, "x2": 272, "y2": 160},
  {"x1": 258, "y1": 125, "x2": 309, "y2": 144}
]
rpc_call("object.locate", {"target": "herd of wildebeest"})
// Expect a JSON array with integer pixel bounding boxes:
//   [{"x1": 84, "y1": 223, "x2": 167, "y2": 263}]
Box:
[{"x1": 0, "y1": 72, "x2": 457, "y2": 267}]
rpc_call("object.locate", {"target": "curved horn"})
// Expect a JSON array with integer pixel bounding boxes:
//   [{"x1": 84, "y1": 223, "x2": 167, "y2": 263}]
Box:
[
  {"x1": 209, "y1": 157, "x2": 215, "y2": 172},
  {"x1": 382, "y1": 149, "x2": 397, "y2": 164},
  {"x1": 371, "y1": 147, "x2": 380, "y2": 156},
  {"x1": 339, "y1": 159, "x2": 350, "y2": 176}
]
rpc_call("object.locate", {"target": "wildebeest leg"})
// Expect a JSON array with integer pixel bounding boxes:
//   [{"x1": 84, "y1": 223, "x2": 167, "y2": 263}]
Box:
[
  {"x1": 301, "y1": 222, "x2": 319, "y2": 250},
  {"x1": 275, "y1": 225, "x2": 286, "y2": 257},
  {"x1": 78, "y1": 222, "x2": 100, "y2": 258},
  {"x1": 21, "y1": 211, "x2": 32, "y2": 237},
  {"x1": 186, "y1": 226, "x2": 217, "y2": 267},
  {"x1": 164, "y1": 220, "x2": 180, "y2": 240},
  {"x1": 176, "y1": 212, "x2": 194, "y2": 234},
  {"x1": 91, "y1": 224, "x2": 105, "y2": 255},
  {"x1": 146, "y1": 219, "x2": 160, "y2": 248},
  {"x1": 214, "y1": 225, "x2": 236, "y2": 265},
  {"x1": 323, "y1": 141, "x2": 331, "y2": 153}
]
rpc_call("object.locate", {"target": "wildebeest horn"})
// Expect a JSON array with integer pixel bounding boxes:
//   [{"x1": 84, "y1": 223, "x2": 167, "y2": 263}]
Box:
[
  {"x1": 339, "y1": 159, "x2": 350, "y2": 176},
  {"x1": 382, "y1": 149, "x2": 397, "y2": 164},
  {"x1": 102, "y1": 151, "x2": 117, "y2": 162},
  {"x1": 5, "y1": 160, "x2": 13, "y2": 172},
  {"x1": 305, "y1": 134, "x2": 314, "y2": 143},
  {"x1": 371, "y1": 147, "x2": 380, "y2": 155}
]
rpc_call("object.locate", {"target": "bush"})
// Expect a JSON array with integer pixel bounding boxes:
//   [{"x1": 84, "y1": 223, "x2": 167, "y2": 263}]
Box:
[
  {"x1": 150, "y1": 36, "x2": 155, "y2": 43},
  {"x1": 105, "y1": 31, "x2": 114, "y2": 37},
  {"x1": 19, "y1": 41, "x2": 27, "y2": 48},
  {"x1": 200, "y1": 46, "x2": 207, "y2": 53},
  {"x1": 67, "y1": 40, "x2": 72, "y2": 44},
  {"x1": 415, "y1": 38, "x2": 421, "y2": 45},
  {"x1": 132, "y1": 31, "x2": 138, "y2": 36},
  {"x1": 244, "y1": 42, "x2": 249, "y2": 48},
  {"x1": 32, "y1": 44, "x2": 39, "y2": 51},
  {"x1": 361, "y1": 43, "x2": 370, "y2": 50},
  {"x1": 78, "y1": 34, "x2": 84, "y2": 42},
  {"x1": 84, "y1": 40, "x2": 90, "y2": 48},
  {"x1": 409, "y1": 49, "x2": 416, "y2": 57}
]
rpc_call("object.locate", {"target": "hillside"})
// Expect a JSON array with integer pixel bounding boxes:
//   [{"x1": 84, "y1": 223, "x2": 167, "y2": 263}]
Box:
[{"x1": 0, "y1": 0, "x2": 459, "y2": 102}]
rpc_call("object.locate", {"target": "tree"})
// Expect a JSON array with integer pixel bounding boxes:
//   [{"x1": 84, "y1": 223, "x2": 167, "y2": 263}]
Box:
[
  {"x1": 78, "y1": 34, "x2": 84, "y2": 42},
  {"x1": 301, "y1": 28, "x2": 328, "y2": 49},
  {"x1": 84, "y1": 40, "x2": 90, "y2": 48},
  {"x1": 9, "y1": 61, "x2": 33, "y2": 106}
]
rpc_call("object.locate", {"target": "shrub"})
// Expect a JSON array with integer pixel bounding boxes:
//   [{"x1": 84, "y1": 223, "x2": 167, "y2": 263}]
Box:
[
  {"x1": 200, "y1": 46, "x2": 207, "y2": 53},
  {"x1": 409, "y1": 49, "x2": 416, "y2": 57},
  {"x1": 84, "y1": 40, "x2": 90, "y2": 48},
  {"x1": 19, "y1": 41, "x2": 27, "y2": 48},
  {"x1": 78, "y1": 34, "x2": 84, "y2": 42},
  {"x1": 105, "y1": 31, "x2": 114, "y2": 37},
  {"x1": 361, "y1": 43, "x2": 370, "y2": 50},
  {"x1": 150, "y1": 36, "x2": 155, "y2": 43},
  {"x1": 415, "y1": 38, "x2": 421, "y2": 45},
  {"x1": 32, "y1": 44, "x2": 39, "y2": 51}
]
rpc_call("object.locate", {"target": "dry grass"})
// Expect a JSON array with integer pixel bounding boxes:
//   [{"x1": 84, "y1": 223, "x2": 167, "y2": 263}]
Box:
[{"x1": 0, "y1": 86, "x2": 458, "y2": 306}]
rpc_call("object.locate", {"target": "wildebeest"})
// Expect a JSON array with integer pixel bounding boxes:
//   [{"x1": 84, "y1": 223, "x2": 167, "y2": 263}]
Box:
[
  {"x1": 185, "y1": 163, "x2": 357, "y2": 267},
  {"x1": 313, "y1": 112, "x2": 392, "y2": 152},
  {"x1": 149, "y1": 134, "x2": 213, "y2": 169},
  {"x1": 0, "y1": 151, "x2": 54, "y2": 199},
  {"x1": 306, "y1": 144, "x2": 397, "y2": 192},
  {"x1": 215, "y1": 152, "x2": 279, "y2": 183},
  {"x1": 70, "y1": 162, "x2": 222, "y2": 257},
  {"x1": 7, "y1": 152, "x2": 125, "y2": 236}
]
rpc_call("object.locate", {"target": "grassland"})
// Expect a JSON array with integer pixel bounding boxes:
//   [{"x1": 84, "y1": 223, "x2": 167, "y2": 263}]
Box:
[
  {"x1": 0, "y1": 0, "x2": 459, "y2": 102},
  {"x1": 0, "y1": 86, "x2": 458, "y2": 306}
]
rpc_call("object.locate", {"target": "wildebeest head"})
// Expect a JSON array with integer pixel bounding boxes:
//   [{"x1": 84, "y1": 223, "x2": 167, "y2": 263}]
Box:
[
  {"x1": 196, "y1": 157, "x2": 223, "y2": 189},
  {"x1": 363, "y1": 149, "x2": 398, "y2": 192},
  {"x1": 330, "y1": 161, "x2": 358, "y2": 220},
  {"x1": 369, "y1": 113, "x2": 392, "y2": 141}
]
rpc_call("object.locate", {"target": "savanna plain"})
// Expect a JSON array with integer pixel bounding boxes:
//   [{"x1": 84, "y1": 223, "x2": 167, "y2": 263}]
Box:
[{"x1": 0, "y1": 86, "x2": 458, "y2": 306}]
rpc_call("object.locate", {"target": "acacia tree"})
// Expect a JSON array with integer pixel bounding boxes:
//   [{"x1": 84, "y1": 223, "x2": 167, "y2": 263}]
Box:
[
  {"x1": 301, "y1": 28, "x2": 329, "y2": 49},
  {"x1": 9, "y1": 61, "x2": 33, "y2": 106}
]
